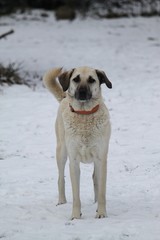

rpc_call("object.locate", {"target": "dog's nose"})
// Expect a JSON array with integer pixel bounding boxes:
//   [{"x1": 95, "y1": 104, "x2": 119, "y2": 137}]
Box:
[
  {"x1": 79, "y1": 87, "x2": 87, "y2": 100},
  {"x1": 75, "y1": 86, "x2": 92, "y2": 101}
]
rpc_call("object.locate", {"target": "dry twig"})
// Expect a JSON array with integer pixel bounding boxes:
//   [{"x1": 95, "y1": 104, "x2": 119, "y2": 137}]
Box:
[{"x1": 0, "y1": 29, "x2": 14, "y2": 40}]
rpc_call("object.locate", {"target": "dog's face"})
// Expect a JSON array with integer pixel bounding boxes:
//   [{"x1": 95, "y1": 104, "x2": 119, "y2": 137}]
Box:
[{"x1": 59, "y1": 67, "x2": 112, "y2": 102}]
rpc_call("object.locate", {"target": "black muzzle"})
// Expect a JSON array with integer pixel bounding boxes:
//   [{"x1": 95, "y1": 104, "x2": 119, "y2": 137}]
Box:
[{"x1": 75, "y1": 86, "x2": 92, "y2": 101}]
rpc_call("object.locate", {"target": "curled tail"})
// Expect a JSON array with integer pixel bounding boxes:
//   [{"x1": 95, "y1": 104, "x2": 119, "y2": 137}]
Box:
[{"x1": 43, "y1": 68, "x2": 66, "y2": 102}]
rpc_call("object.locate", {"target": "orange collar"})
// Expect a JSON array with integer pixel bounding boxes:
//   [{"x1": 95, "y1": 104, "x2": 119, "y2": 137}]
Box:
[{"x1": 70, "y1": 104, "x2": 99, "y2": 115}]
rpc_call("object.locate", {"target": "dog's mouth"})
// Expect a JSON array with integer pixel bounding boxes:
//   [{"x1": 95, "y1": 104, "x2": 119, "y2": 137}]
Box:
[{"x1": 75, "y1": 86, "x2": 92, "y2": 102}]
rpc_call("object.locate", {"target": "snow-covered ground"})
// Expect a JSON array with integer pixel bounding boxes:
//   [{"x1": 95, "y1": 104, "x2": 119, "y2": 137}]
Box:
[{"x1": 0, "y1": 11, "x2": 160, "y2": 240}]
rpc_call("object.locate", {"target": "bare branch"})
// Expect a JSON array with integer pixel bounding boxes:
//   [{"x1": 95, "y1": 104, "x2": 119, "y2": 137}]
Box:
[{"x1": 0, "y1": 29, "x2": 14, "y2": 40}]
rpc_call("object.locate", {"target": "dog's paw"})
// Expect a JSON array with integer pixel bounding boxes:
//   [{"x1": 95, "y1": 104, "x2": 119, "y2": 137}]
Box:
[
  {"x1": 71, "y1": 212, "x2": 82, "y2": 220},
  {"x1": 95, "y1": 212, "x2": 107, "y2": 219},
  {"x1": 56, "y1": 199, "x2": 67, "y2": 206}
]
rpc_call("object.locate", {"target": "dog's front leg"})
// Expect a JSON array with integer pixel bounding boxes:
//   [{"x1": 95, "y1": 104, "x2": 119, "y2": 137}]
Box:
[
  {"x1": 95, "y1": 159, "x2": 107, "y2": 218},
  {"x1": 69, "y1": 160, "x2": 81, "y2": 220}
]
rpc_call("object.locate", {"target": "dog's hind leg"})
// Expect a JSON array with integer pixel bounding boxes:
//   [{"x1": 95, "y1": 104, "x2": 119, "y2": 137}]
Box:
[
  {"x1": 92, "y1": 165, "x2": 98, "y2": 203},
  {"x1": 56, "y1": 142, "x2": 67, "y2": 205}
]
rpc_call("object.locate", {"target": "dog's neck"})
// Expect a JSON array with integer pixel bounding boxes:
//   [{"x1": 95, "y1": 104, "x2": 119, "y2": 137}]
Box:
[
  {"x1": 69, "y1": 104, "x2": 99, "y2": 115},
  {"x1": 66, "y1": 93, "x2": 103, "y2": 112}
]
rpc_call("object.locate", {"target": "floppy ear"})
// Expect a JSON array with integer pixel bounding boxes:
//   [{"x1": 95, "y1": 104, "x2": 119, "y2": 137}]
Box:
[
  {"x1": 96, "y1": 69, "x2": 112, "y2": 89},
  {"x1": 58, "y1": 69, "x2": 75, "y2": 92}
]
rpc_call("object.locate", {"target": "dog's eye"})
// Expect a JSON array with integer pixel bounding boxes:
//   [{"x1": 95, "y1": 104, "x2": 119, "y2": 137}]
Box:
[
  {"x1": 72, "y1": 75, "x2": 80, "y2": 83},
  {"x1": 88, "y1": 77, "x2": 96, "y2": 84}
]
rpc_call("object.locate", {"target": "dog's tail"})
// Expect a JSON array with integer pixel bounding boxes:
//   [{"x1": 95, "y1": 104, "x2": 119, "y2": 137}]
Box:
[{"x1": 43, "y1": 68, "x2": 66, "y2": 102}]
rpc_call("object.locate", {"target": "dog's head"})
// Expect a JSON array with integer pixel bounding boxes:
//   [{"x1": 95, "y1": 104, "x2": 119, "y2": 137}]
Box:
[{"x1": 59, "y1": 67, "x2": 112, "y2": 102}]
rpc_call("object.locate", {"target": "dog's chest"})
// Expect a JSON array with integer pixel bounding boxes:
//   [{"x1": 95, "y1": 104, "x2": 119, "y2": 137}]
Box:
[
  {"x1": 62, "y1": 107, "x2": 110, "y2": 163},
  {"x1": 64, "y1": 111, "x2": 105, "y2": 138}
]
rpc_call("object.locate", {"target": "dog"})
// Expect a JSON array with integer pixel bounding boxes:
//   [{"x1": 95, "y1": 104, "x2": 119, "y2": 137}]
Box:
[{"x1": 43, "y1": 66, "x2": 112, "y2": 219}]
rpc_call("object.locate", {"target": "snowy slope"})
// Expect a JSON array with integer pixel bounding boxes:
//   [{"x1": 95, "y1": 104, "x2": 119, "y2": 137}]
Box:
[{"x1": 0, "y1": 12, "x2": 160, "y2": 240}]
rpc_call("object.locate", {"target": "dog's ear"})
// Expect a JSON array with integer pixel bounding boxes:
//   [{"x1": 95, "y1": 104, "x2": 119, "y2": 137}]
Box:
[
  {"x1": 58, "y1": 69, "x2": 75, "y2": 92},
  {"x1": 96, "y1": 69, "x2": 112, "y2": 89}
]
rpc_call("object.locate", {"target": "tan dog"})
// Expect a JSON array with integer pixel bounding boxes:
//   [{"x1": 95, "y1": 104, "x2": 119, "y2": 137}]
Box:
[{"x1": 43, "y1": 66, "x2": 112, "y2": 219}]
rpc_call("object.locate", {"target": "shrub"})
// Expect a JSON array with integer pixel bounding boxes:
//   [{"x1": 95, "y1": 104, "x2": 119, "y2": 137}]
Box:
[
  {"x1": 0, "y1": 63, "x2": 30, "y2": 86},
  {"x1": 55, "y1": 5, "x2": 76, "y2": 20}
]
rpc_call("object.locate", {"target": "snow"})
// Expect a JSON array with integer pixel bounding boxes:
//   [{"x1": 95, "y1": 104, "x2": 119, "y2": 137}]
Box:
[{"x1": 0, "y1": 11, "x2": 160, "y2": 240}]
